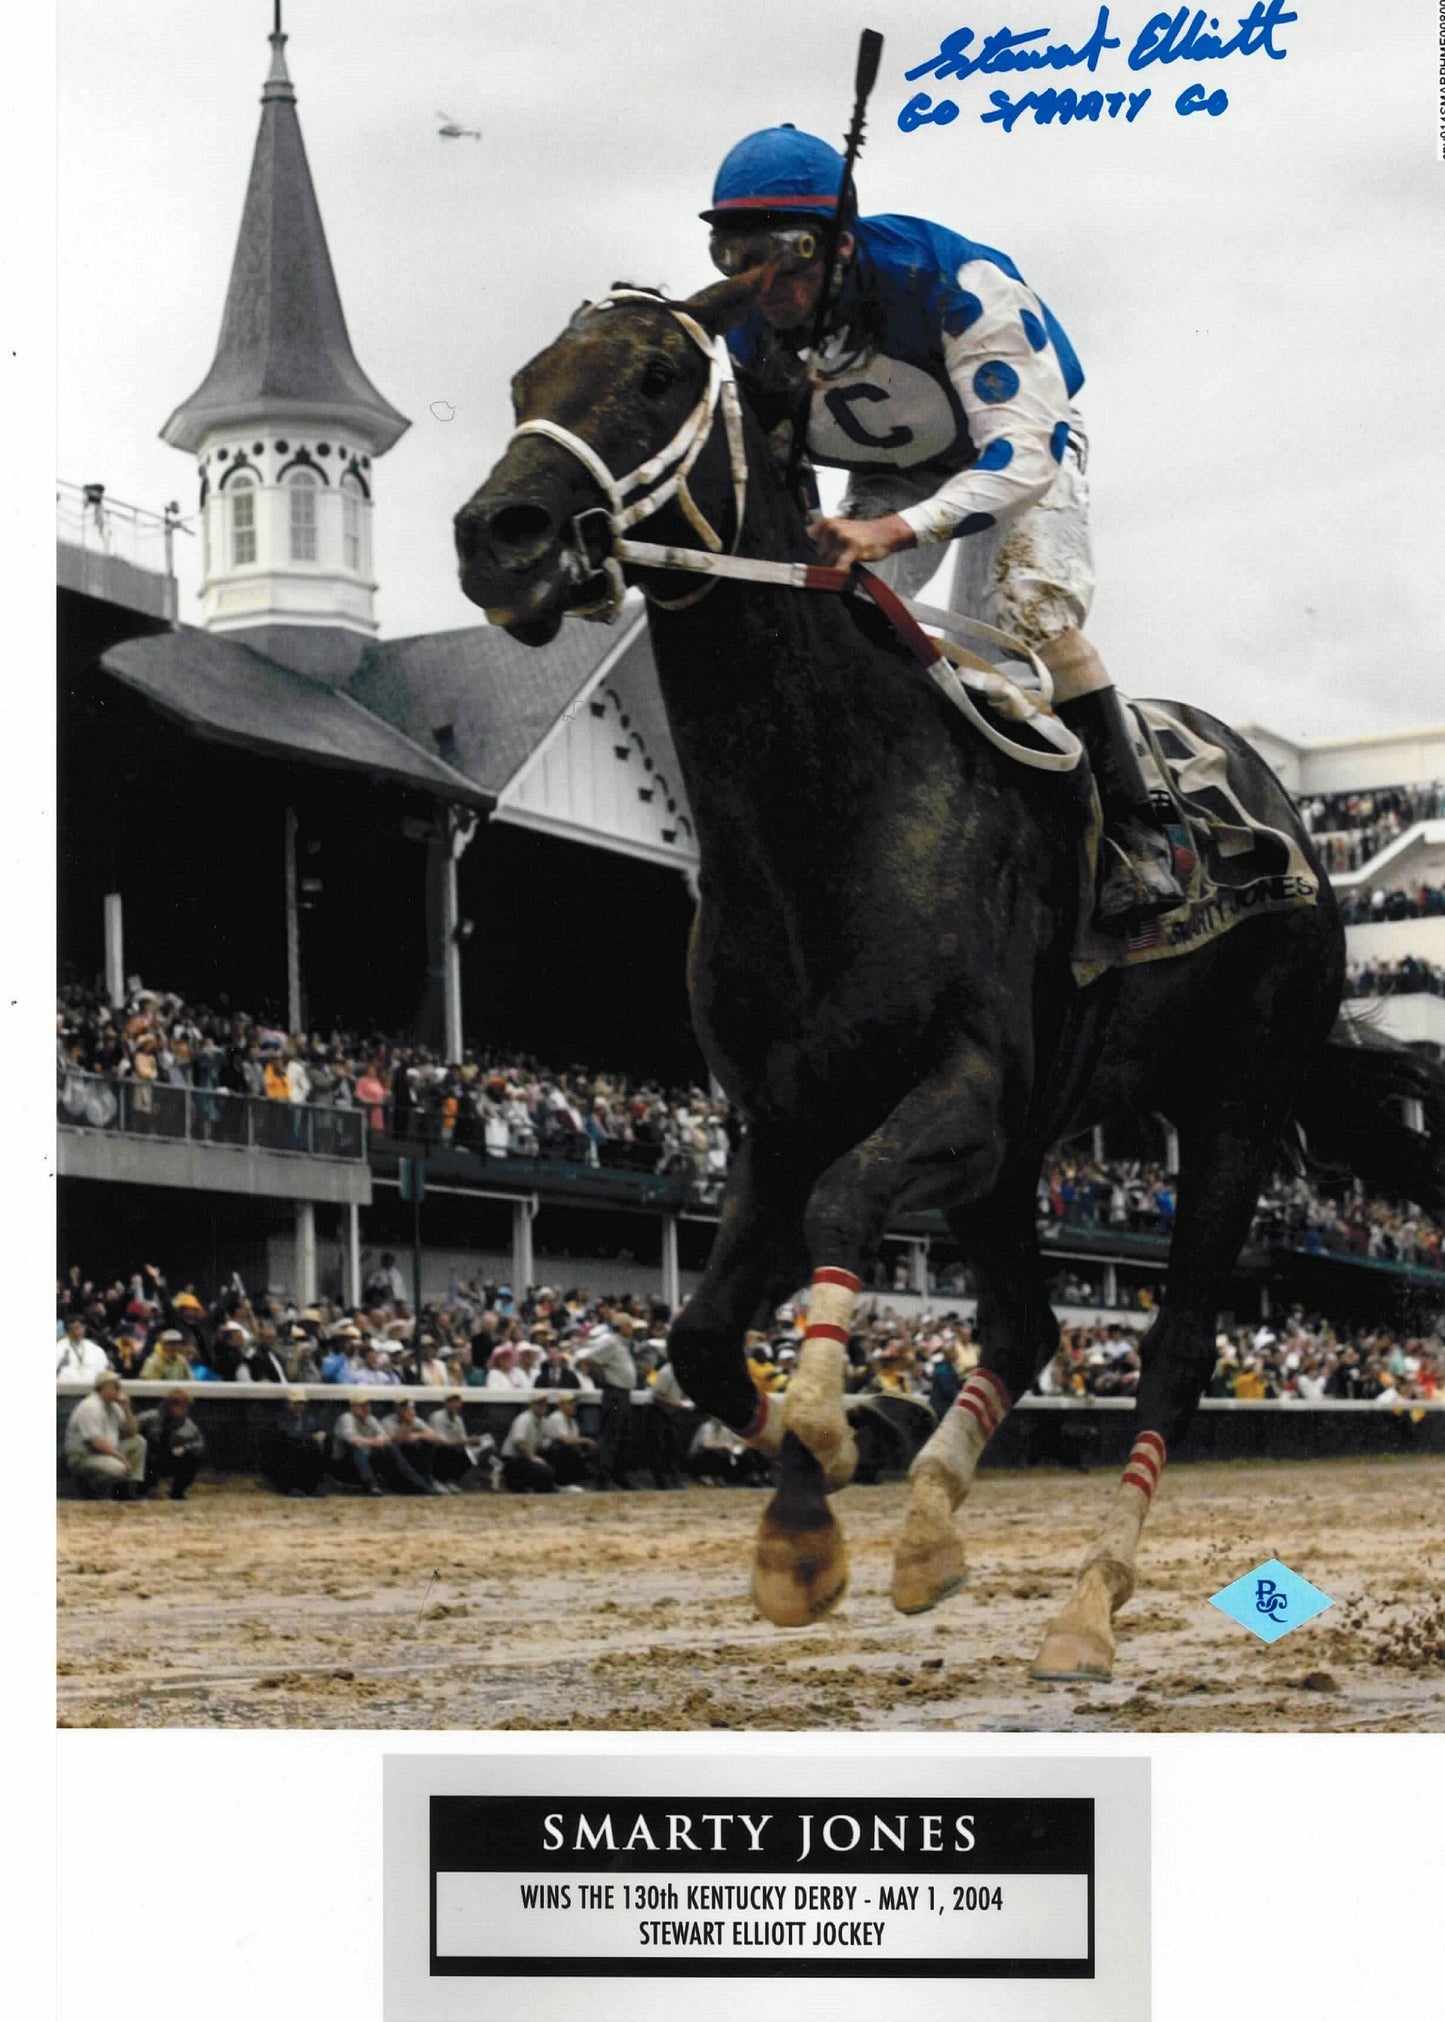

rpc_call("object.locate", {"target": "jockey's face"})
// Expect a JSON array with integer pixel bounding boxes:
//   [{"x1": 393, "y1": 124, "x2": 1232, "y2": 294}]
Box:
[
  {"x1": 755, "y1": 256, "x2": 827, "y2": 332},
  {"x1": 756, "y1": 229, "x2": 854, "y2": 332},
  {"x1": 710, "y1": 224, "x2": 853, "y2": 334}
]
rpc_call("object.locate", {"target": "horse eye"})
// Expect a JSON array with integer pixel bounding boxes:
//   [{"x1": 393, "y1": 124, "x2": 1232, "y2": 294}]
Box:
[{"x1": 640, "y1": 357, "x2": 677, "y2": 399}]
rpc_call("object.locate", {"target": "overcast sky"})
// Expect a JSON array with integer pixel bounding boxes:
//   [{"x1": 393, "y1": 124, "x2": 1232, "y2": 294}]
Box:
[{"x1": 56, "y1": 0, "x2": 1444, "y2": 742}]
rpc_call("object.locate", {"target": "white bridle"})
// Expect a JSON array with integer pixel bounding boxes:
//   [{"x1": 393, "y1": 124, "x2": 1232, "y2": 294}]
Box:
[{"x1": 508, "y1": 292, "x2": 748, "y2": 620}]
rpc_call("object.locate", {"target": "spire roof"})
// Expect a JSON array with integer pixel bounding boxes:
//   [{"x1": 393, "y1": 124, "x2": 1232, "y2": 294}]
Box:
[{"x1": 161, "y1": 23, "x2": 409, "y2": 455}]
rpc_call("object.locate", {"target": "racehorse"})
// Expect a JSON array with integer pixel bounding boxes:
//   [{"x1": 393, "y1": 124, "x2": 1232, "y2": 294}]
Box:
[{"x1": 454, "y1": 273, "x2": 1445, "y2": 1681}]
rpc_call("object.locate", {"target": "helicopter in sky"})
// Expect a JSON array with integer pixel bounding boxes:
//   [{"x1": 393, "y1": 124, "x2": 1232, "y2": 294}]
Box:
[{"x1": 436, "y1": 112, "x2": 482, "y2": 140}]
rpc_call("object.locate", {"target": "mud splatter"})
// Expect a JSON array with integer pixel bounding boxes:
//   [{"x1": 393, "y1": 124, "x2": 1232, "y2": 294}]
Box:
[{"x1": 56, "y1": 1457, "x2": 1445, "y2": 1732}]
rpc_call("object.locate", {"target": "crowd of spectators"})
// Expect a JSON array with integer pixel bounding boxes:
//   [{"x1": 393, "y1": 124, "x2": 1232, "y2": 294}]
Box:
[
  {"x1": 56, "y1": 1248, "x2": 1444, "y2": 1506},
  {"x1": 1300, "y1": 779, "x2": 1445, "y2": 873},
  {"x1": 54, "y1": 1259, "x2": 673, "y2": 1498},
  {"x1": 1335, "y1": 883, "x2": 1445, "y2": 926},
  {"x1": 1033, "y1": 1311, "x2": 1445, "y2": 1406},
  {"x1": 56, "y1": 984, "x2": 739, "y2": 1189},
  {"x1": 58, "y1": 983, "x2": 1444, "y2": 1284},
  {"x1": 54, "y1": 1258, "x2": 675, "y2": 1397},
  {"x1": 1343, "y1": 956, "x2": 1445, "y2": 1000},
  {"x1": 1251, "y1": 1175, "x2": 1443, "y2": 1271},
  {"x1": 1031, "y1": 1154, "x2": 1443, "y2": 1274}
]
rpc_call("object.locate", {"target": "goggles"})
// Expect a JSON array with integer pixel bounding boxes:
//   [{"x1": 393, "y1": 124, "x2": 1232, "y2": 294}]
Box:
[{"x1": 708, "y1": 225, "x2": 822, "y2": 277}]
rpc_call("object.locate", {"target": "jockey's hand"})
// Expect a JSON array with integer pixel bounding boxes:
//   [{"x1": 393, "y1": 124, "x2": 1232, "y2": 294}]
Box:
[{"x1": 807, "y1": 512, "x2": 916, "y2": 570}]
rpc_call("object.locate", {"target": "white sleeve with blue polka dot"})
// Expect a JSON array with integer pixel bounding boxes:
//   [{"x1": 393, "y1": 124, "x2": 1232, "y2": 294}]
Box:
[{"x1": 897, "y1": 258, "x2": 1077, "y2": 548}]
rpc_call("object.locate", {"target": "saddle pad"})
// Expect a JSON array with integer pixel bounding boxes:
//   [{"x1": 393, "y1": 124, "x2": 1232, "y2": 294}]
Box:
[{"x1": 1072, "y1": 699, "x2": 1320, "y2": 986}]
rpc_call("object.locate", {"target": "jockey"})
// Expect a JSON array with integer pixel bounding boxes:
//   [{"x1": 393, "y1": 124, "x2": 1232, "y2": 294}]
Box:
[{"x1": 702, "y1": 124, "x2": 1183, "y2": 930}]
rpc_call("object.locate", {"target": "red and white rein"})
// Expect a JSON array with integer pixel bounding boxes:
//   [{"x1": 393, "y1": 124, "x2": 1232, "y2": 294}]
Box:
[{"x1": 509, "y1": 293, "x2": 1081, "y2": 774}]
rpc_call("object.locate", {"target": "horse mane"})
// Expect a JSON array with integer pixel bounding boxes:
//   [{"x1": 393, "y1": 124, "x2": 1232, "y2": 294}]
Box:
[{"x1": 567, "y1": 286, "x2": 672, "y2": 335}]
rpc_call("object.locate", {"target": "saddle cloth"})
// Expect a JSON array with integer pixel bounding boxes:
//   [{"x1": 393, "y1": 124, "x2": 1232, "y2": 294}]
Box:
[{"x1": 1071, "y1": 699, "x2": 1320, "y2": 987}]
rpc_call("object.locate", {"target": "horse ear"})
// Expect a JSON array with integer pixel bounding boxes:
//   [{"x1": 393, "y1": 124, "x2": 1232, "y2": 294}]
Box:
[{"x1": 681, "y1": 271, "x2": 765, "y2": 337}]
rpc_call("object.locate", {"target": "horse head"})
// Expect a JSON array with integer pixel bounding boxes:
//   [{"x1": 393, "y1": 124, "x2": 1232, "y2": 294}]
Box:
[{"x1": 454, "y1": 275, "x2": 766, "y2": 644}]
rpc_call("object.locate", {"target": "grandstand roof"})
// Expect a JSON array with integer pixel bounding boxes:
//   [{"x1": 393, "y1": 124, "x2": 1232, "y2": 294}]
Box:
[
  {"x1": 101, "y1": 627, "x2": 490, "y2": 807},
  {"x1": 96, "y1": 606, "x2": 665, "y2": 818},
  {"x1": 351, "y1": 614, "x2": 617, "y2": 799}
]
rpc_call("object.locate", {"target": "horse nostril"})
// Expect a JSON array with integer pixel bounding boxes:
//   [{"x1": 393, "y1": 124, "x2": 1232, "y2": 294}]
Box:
[{"x1": 484, "y1": 500, "x2": 557, "y2": 568}]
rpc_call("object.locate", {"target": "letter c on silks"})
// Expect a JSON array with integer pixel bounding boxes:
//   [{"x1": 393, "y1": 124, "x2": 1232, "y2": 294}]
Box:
[{"x1": 1176, "y1": 83, "x2": 1229, "y2": 115}]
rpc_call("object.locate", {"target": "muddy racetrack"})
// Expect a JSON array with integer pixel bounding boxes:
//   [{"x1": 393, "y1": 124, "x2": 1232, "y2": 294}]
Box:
[{"x1": 57, "y1": 1456, "x2": 1444, "y2": 1731}]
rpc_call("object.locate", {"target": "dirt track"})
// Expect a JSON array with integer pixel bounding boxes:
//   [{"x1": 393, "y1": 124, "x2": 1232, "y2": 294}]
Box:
[{"x1": 56, "y1": 1457, "x2": 1444, "y2": 1731}]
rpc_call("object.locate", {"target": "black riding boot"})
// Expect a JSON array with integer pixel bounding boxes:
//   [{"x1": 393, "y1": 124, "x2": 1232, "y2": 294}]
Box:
[{"x1": 1057, "y1": 688, "x2": 1186, "y2": 930}]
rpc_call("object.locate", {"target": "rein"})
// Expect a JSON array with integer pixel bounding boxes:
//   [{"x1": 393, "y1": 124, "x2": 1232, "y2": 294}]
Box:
[{"x1": 505, "y1": 294, "x2": 1081, "y2": 774}]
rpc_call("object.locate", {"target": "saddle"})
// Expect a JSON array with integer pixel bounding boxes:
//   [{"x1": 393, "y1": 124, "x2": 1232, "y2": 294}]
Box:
[
  {"x1": 908, "y1": 608, "x2": 1320, "y2": 980},
  {"x1": 1071, "y1": 700, "x2": 1320, "y2": 986}
]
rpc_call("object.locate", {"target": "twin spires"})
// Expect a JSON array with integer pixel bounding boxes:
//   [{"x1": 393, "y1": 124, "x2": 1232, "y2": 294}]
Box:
[{"x1": 161, "y1": 15, "x2": 409, "y2": 649}]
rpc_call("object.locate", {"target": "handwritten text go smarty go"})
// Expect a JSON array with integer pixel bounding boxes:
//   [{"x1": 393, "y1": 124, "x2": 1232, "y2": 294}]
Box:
[{"x1": 898, "y1": 1, "x2": 1298, "y2": 134}]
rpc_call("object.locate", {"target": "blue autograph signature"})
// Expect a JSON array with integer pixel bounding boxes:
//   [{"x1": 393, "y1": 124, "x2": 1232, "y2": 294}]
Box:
[{"x1": 899, "y1": 1, "x2": 1297, "y2": 133}]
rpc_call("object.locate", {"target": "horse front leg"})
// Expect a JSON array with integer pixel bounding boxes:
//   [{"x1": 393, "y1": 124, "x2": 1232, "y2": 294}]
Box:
[
  {"x1": 891, "y1": 1169, "x2": 1058, "y2": 1614},
  {"x1": 1032, "y1": 1103, "x2": 1281, "y2": 1681},
  {"x1": 754, "y1": 1045, "x2": 1007, "y2": 1627},
  {"x1": 666, "y1": 1131, "x2": 811, "y2": 1452}
]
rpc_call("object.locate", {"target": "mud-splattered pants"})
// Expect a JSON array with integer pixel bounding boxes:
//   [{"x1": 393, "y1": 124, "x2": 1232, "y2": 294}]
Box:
[{"x1": 840, "y1": 428, "x2": 1094, "y2": 652}]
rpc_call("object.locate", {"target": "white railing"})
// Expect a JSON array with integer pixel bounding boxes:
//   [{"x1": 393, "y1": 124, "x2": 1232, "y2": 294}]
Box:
[{"x1": 52, "y1": 1380, "x2": 1445, "y2": 1412}]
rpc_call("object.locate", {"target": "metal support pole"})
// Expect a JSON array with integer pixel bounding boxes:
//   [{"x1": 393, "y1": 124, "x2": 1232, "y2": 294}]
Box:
[
  {"x1": 1103, "y1": 1260, "x2": 1118, "y2": 1309},
  {"x1": 1092, "y1": 1123, "x2": 1105, "y2": 1162},
  {"x1": 661, "y1": 1212, "x2": 681, "y2": 1314},
  {"x1": 433, "y1": 806, "x2": 478, "y2": 1067},
  {"x1": 442, "y1": 848, "x2": 463, "y2": 1065},
  {"x1": 284, "y1": 806, "x2": 303, "y2": 1034},
  {"x1": 512, "y1": 1196, "x2": 536, "y2": 1295},
  {"x1": 103, "y1": 893, "x2": 125, "y2": 1009},
  {"x1": 347, "y1": 1201, "x2": 361, "y2": 1310},
  {"x1": 295, "y1": 1200, "x2": 317, "y2": 1305},
  {"x1": 1162, "y1": 1122, "x2": 1180, "y2": 1175}
]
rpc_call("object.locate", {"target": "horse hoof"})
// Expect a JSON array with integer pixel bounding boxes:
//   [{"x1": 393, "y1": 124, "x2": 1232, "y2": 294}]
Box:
[
  {"x1": 889, "y1": 1465, "x2": 966, "y2": 1615},
  {"x1": 890, "y1": 1511, "x2": 966, "y2": 1615},
  {"x1": 752, "y1": 1492, "x2": 849, "y2": 1627},
  {"x1": 1030, "y1": 1625, "x2": 1116, "y2": 1683}
]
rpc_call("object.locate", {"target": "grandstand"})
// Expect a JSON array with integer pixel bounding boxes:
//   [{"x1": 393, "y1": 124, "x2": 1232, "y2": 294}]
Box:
[{"x1": 1244, "y1": 722, "x2": 1445, "y2": 1058}]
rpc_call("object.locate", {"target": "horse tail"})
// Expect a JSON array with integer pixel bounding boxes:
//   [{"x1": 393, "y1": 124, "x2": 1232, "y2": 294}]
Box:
[{"x1": 1292, "y1": 1012, "x2": 1445, "y2": 1217}]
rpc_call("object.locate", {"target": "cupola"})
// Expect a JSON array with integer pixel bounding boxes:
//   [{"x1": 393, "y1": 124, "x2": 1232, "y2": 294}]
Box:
[{"x1": 160, "y1": 8, "x2": 409, "y2": 658}]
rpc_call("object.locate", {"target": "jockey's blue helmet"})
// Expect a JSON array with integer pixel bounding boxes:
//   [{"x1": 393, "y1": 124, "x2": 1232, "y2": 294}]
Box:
[{"x1": 701, "y1": 125, "x2": 851, "y2": 225}]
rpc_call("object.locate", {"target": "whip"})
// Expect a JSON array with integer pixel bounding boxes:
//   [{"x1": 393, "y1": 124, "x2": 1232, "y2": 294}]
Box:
[{"x1": 784, "y1": 27, "x2": 885, "y2": 496}]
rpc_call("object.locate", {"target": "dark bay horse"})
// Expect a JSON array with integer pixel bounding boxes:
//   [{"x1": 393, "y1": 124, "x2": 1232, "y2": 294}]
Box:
[{"x1": 454, "y1": 275, "x2": 1445, "y2": 1681}]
